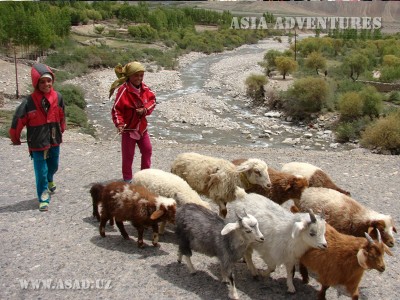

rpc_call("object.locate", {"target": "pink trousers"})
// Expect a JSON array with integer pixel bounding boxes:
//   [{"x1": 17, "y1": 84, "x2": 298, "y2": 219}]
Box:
[{"x1": 121, "y1": 131, "x2": 152, "y2": 181}]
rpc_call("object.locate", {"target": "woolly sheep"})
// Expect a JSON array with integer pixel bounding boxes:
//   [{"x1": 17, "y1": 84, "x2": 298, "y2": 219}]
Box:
[
  {"x1": 294, "y1": 187, "x2": 397, "y2": 247},
  {"x1": 134, "y1": 168, "x2": 211, "y2": 233},
  {"x1": 171, "y1": 152, "x2": 271, "y2": 218},
  {"x1": 176, "y1": 203, "x2": 264, "y2": 299},
  {"x1": 227, "y1": 193, "x2": 327, "y2": 293},
  {"x1": 281, "y1": 161, "x2": 351, "y2": 196},
  {"x1": 91, "y1": 181, "x2": 176, "y2": 248},
  {"x1": 232, "y1": 159, "x2": 309, "y2": 204},
  {"x1": 300, "y1": 224, "x2": 393, "y2": 300}
]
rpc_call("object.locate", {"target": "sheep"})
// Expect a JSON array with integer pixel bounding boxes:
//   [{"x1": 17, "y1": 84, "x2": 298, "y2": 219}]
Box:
[
  {"x1": 232, "y1": 159, "x2": 309, "y2": 204},
  {"x1": 226, "y1": 193, "x2": 327, "y2": 293},
  {"x1": 281, "y1": 161, "x2": 351, "y2": 196},
  {"x1": 294, "y1": 187, "x2": 397, "y2": 247},
  {"x1": 90, "y1": 181, "x2": 176, "y2": 248},
  {"x1": 133, "y1": 168, "x2": 211, "y2": 234},
  {"x1": 299, "y1": 223, "x2": 393, "y2": 300},
  {"x1": 175, "y1": 203, "x2": 264, "y2": 300},
  {"x1": 171, "y1": 152, "x2": 271, "y2": 218}
]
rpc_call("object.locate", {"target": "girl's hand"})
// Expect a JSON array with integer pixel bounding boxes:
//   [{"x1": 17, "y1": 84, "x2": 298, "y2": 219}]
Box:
[{"x1": 136, "y1": 108, "x2": 147, "y2": 117}]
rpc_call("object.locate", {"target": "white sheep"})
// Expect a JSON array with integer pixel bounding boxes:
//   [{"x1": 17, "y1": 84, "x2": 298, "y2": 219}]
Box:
[
  {"x1": 134, "y1": 168, "x2": 211, "y2": 233},
  {"x1": 294, "y1": 187, "x2": 397, "y2": 247},
  {"x1": 227, "y1": 193, "x2": 327, "y2": 293},
  {"x1": 171, "y1": 152, "x2": 271, "y2": 217},
  {"x1": 281, "y1": 161, "x2": 351, "y2": 196}
]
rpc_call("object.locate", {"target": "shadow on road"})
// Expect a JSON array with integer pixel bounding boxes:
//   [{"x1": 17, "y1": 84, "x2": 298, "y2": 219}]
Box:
[{"x1": 0, "y1": 198, "x2": 37, "y2": 213}]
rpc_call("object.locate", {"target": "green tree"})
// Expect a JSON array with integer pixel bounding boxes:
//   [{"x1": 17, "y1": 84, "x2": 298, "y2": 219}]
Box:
[
  {"x1": 305, "y1": 51, "x2": 327, "y2": 75},
  {"x1": 275, "y1": 56, "x2": 298, "y2": 80},
  {"x1": 344, "y1": 52, "x2": 369, "y2": 81}
]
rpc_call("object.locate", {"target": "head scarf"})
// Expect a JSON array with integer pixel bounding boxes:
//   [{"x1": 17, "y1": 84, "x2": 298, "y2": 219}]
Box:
[{"x1": 109, "y1": 61, "x2": 145, "y2": 98}]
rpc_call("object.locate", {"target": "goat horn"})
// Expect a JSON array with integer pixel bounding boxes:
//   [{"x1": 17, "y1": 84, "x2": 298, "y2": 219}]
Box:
[
  {"x1": 235, "y1": 210, "x2": 243, "y2": 221},
  {"x1": 320, "y1": 209, "x2": 326, "y2": 220},
  {"x1": 308, "y1": 209, "x2": 317, "y2": 223},
  {"x1": 243, "y1": 208, "x2": 248, "y2": 217},
  {"x1": 376, "y1": 228, "x2": 382, "y2": 243},
  {"x1": 365, "y1": 232, "x2": 374, "y2": 244}
]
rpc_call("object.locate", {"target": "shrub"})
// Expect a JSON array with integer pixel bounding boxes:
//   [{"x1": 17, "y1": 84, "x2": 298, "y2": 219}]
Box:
[
  {"x1": 360, "y1": 111, "x2": 400, "y2": 153},
  {"x1": 359, "y1": 85, "x2": 383, "y2": 118},
  {"x1": 335, "y1": 117, "x2": 371, "y2": 143},
  {"x1": 245, "y1": 74, "x2": 268, "y2": 106},
  {"x1": 338, "y1": 92, "x2": 363, "y2": 120},
  {"x1": 284, "y1": 76, "x2": 330, "y2": 117},
  {"x1": 387, "y1": 91, "x2": 400, "y2": 105},
  {"x1": 65, "y1": 104, "x2": 88, "y2": 127},
  {"x1": 94, "y1": 25, "x2": 105, "y2": 35},
  {"x1": 380, "y1": 66, "x2": 400, "y2": 82},
  {"x1": 56, "y1": 84, "x2": 86, "y2": 109}
]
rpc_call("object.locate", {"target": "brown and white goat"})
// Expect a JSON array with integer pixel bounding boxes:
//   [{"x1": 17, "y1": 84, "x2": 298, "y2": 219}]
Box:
[
  {"x1": 232, "y1": 159, "x2": 309, "y2": 204},
  {"x1": 299, "y1": 223, "x2": 393, "y2": 300},
  {"x1": 90, "y1": 181, "x2": 176, "y2": 248},
  {"x1": 294, "y1": 187, "x2": 397, "y2": 247},
  {"x1": 281, "y1": 162, "x2": 351, "y2": 196}
]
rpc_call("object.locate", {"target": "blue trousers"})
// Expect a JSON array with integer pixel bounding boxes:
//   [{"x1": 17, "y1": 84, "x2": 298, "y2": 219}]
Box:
[{"x1": 31, "y1": 146, "x2": 60, "y2": 203}]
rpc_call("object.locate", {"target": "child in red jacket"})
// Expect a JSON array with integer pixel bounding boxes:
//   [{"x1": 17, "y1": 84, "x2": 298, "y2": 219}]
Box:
[
  {"x1": 109, "y1": 61, "x2": 156, "y2": 183},
  {"x1": 9, "y1": 63, "x2": 65, "y2": 211}
]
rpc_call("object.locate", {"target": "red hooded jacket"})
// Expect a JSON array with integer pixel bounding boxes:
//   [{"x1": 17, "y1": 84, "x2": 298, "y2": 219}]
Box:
[
  {"x1": 111, "y1": 81, "x2": 156, "y2": 135},
  {"x1": 9, "y1": 63, "x2": 66, "y2": 151}
]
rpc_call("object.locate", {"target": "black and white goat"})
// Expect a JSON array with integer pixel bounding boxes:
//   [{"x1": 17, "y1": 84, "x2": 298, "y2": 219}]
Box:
[{"x1": 175, "y1": 203, "x2": 264, "y2": 300}]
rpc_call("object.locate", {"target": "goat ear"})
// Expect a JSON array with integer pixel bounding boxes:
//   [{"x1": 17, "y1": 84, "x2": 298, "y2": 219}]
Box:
[
  {"x1": 208, "y1": 173, "x2": 220, "y2": 189},
  {"x1": 150, "y1": 209, "x2": 164, "y2": 220},
  {"x1": 384, "y1": 244, "x2": 394, "y2": 256},
  {"x1": 393, "y1": 226, "x2": 397, "y2": 233},
  {"x1": 291, "y1": 221, "x2": 305, "y2": 238},
  {"x1": 367, "y1": 226, "x2": 374, "y2": 235},
  {"x1": 221, "y1": 222, "x2": 240, "y2": 235}
]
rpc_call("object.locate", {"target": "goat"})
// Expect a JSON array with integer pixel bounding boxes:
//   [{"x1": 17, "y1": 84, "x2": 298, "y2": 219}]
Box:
[
  {"x1": 227, "y1": 193, "x2": 327, "y2": 293},
  {"x1": 90, "y1": 181, "x2": 176, "y2": 248},
  {"x1": 281, "y1": 161, "x2": 351, "y2": 196},
  {"x1": 175, "y1": 203, "x2": 264, "y2": 300},
  {"x1": 300, "y1": 224, "x2": 393, "y2": 300},
  {"x1": 171, "y1": 152, "x2": 271, "y2": 218},
  {"x1": 232, "y1": 159, "x2": 308, "y2": 204},
  {"x1": 295, "y1": 187, "x2": 397, "y2": 247}
]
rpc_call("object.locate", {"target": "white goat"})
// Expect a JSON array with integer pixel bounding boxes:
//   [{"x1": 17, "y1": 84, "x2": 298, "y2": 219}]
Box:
[
  {"x1": 176, "y1": 203, "x2": 264, "y2": 299},
  {"x1": 171, "y1": 152, "x2": 271, "y2": 218},
  {"x1": 227, "y1": 193, "x2": 327, "y2": 293}
]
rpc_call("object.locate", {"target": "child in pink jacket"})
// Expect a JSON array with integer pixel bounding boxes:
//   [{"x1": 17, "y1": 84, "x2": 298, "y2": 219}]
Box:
[{"x1": 109, "y1": 61, "x2": 156, "y2": 183}]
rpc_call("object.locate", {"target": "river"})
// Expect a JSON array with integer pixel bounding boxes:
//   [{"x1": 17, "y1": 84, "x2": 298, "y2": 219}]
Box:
[{"x1": 86, "y1": 38, "x2": 354, "y2": 152}]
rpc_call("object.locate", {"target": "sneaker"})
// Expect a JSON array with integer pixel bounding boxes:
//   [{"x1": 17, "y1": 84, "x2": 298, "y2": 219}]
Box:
[
  {"x1": 39, "y1": 202, "x2": 49, "y2": 212},
  {"x1": 123, "y1": 179, "x2": 132, "y2": 184},
  {"x1": 48, "y1": 182, "x2": 56, "y2": 193}
]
